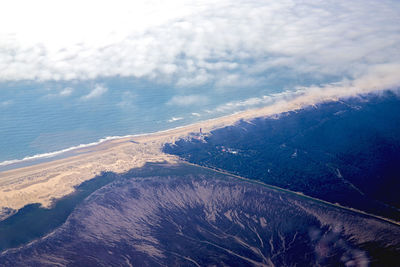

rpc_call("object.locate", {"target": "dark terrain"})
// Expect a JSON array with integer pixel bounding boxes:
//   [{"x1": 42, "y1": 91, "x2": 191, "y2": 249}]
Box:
[
  {"x1": 1, "y1": 92, "x2": 400, "y2": 266},
  {"x1": 164, "y1": 92, "x2": 400, "y2": 222},
  {"x1": 0, "y1": 163, "x2": 399, "y2": 266},
  {"x1": 0, "y1": 171, "x2": 118, "y2": 251}
]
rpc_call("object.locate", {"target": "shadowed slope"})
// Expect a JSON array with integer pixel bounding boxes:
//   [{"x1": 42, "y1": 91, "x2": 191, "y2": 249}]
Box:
[
  {"x1": 164, "y1": 93, "x2": 400, "y2": 221},
  {"x1": 1, "y1": 163, "x2": 399, "y2": 266}
]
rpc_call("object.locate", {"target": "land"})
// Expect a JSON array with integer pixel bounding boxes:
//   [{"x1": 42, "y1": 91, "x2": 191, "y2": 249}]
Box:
[
  {"x1": 165, "y1": 92, "x2": 400, "y2": 222},
  {"x1": 0, "y1": 91, "x2": 400, "y2": 265},
  {"x1": 1, "y1": 163, "x2": 399, "y2": 266},
  {"x1": 0, "y1": 171, "x2": 119, "y2": 251},
  {"x1": 0, "y1": 88, "x2": 359, "y2": 221}
]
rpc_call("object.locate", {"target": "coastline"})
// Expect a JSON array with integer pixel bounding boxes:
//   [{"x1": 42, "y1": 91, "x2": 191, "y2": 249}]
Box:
[{"x1": 0, "y1": 88, "x2": 393, "y2": 220}]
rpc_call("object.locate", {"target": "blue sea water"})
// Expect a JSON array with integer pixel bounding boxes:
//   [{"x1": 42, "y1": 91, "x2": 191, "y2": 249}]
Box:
[{"x1": 0, "y1": 74, "x2": 331, "y2": 167}]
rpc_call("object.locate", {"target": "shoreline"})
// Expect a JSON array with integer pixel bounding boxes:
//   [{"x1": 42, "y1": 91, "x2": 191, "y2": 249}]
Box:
[
  {"x1": 0, "y1": 88, "x2": 395, "y2": 220},
  {"x1": 1, "y1": 84, "x2": 396, "y2": 171},
  {"x1": 0, "y1": 112, "x2": 245, "y2": 172},
  {"x1": 0, "y1": 108, "x2": 247, "y2": 218}
]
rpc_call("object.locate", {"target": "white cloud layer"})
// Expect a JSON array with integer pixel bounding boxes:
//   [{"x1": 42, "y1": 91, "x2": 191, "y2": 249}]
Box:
[
  {"x1": 0, "y1": 0, "x2": 399, "y2": 93},
  {"x1": 213, "y1": 63, "x2": 400, "y2": 114}
]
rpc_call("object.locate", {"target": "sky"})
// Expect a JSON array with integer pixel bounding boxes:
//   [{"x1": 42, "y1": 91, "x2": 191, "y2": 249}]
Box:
[
  {"x1": 0, "y1": 0, "x2": 400, "y2": 163},
  {"x1": 1, "y1": 0, "x2": 399, "y2": 92}
]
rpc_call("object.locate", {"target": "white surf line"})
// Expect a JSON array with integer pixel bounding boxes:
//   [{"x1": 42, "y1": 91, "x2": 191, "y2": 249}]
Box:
[{"x1": 1, "y1": 86, "x2": 398, "y2": 169}]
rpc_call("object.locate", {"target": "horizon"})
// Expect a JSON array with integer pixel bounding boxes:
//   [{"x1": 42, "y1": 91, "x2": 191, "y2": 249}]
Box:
[{"x1": 1, "y1": 0, "x2": 400, "y2": 164}]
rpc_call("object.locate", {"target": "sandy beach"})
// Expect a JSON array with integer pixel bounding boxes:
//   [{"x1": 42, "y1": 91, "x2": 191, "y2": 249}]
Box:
[{"x1": 0, "y1": 91, "x2": 365, "y2": 221}]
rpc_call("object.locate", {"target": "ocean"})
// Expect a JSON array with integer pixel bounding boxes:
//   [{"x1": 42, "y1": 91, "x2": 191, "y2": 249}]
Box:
[{"x1": 1, "y1": 75, "x2": 314, "y2": 169}]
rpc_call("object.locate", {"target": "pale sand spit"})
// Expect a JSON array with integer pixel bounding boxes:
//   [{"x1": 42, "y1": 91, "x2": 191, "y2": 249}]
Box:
[{"x1": 0, "y1": 93, "x2": 349, "y2": 220}]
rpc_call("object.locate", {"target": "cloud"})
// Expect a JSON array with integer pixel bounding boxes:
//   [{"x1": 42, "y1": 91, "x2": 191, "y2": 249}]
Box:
[
  {"x1": 214, "y1": 96, "x2": 274, "y2": 113},
  {"x1": 80, "y1": 84, "x2": 108, "y2": 100},
  {"x1": 0, "y1": 0, "x2": 399, "y2": 95},
  {"x1": 59, "y1": 87, "x2": 73, "y2": 97},
  {"x1": 167, "y1": 95, "x2": 208, "y2": 106},
  {"x1": 212, "y1": 63, "x2": 400, "y2": 114}
]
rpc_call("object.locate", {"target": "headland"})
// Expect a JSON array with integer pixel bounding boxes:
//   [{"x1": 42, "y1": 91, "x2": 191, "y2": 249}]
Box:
[{"x1": 0, "y1": 87, "x2": 395, "y2": 221}]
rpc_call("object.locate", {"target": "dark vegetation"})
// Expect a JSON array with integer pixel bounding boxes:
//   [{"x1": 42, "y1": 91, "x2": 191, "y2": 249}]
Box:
[
  {"x1": 1, "y1": 163, "x2": 399, "y2": 266},
  {"x1": 2, "y1": 92, "x2": 400, "y2": 266},
  {"x1": 164, "y1": 92, "x2": 400, "y2": 221}
]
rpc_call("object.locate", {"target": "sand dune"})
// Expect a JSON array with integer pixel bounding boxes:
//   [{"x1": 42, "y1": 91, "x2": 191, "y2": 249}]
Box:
[{"x1": 0, "y1": 89, "x2": 378, "y2": 220}]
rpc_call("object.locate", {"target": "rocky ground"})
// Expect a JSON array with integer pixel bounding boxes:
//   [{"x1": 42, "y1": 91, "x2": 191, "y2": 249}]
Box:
[{"x1": 1, "y1": 163, "x2": 399, "y2": 266}]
